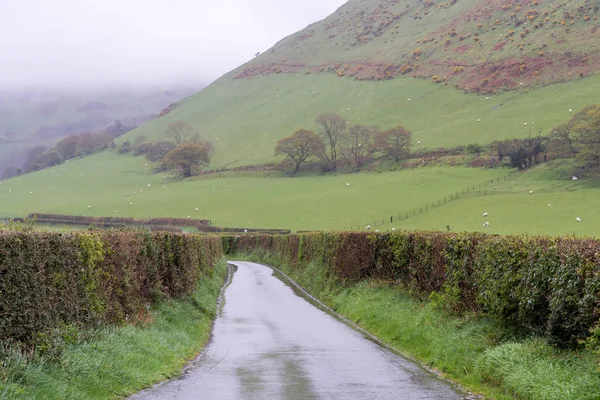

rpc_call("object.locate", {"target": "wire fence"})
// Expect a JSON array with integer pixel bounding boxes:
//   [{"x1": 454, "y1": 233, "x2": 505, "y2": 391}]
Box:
[{"x1": 347, "y1": 170, "x2": 518, "y2": 231}]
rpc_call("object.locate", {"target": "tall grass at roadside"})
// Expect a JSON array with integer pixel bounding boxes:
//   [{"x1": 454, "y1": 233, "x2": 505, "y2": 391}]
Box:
[
  {"x1": 238, "y1": 251, "x2": 600, "y2": 400},
  {"x1": 0, "y1": 260, "x2": 227, "y2": 400}
]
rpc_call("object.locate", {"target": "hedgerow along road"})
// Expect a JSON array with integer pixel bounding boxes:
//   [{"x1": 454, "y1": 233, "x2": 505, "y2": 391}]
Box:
[{"x1": 131, "y1": 261, "x2": 471, "y2": 399}]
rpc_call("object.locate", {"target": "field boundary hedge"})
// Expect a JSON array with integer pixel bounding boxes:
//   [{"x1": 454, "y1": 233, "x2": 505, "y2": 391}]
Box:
[
  {"x1": 223, "y1": 231, "x2": 600, "y2": 347},
  {"x1": 17, "y1": 213, "x2": 291, "y2": 235},
  {"x1": 0, "y1": 230, "x2": 223, "y2": 347}
]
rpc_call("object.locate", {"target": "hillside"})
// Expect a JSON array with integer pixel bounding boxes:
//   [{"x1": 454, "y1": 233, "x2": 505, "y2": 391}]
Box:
[
  {"x1": 0, "y1": 85, "x2": 198, "y2": 173},
  {"x1": 236, "y1": 0, "x2": 600, "y2": 92},
  {"x1": 119, "y1": 0, "x2": 600, "y2": 169}
]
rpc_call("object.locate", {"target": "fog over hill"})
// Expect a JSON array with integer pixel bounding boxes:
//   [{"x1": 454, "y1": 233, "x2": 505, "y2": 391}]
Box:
[{"x1": 0, "y1": 0, "x2": 346, "y2": 173}]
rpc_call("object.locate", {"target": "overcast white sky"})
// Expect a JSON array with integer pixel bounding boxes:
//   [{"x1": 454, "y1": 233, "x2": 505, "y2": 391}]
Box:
[{"x1": 0, "y1": 0, "x2": 346, "y2": 89}]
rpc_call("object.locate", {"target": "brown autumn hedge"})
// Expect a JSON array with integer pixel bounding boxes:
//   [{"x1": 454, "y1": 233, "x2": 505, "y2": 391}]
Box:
[
  {"x1": 0, "y1": 230, "x2": 223, "y2": 346},
  {"x1": 223, "y1": 231, "x2": 600, "y2": 347}
]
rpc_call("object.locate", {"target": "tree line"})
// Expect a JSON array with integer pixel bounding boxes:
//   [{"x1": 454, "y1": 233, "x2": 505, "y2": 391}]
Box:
[
  {"x1": 2, "y1": 120, "x2": 134, "y2": 179},
  {"x1": 464, "y1": 104, "x2": 600, "y2": 171},
  {"x1": 275, "y1": 113, "x2": 412, "y2": 175}
]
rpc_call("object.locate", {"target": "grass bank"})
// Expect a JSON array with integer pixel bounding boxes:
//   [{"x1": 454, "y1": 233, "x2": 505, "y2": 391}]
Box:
[
  {"x1": 0, "y1": 259, "x2": 228, "y2": 399},
  {"x1": 237, "y1": 251, "x2": 600, "y2": 400}
]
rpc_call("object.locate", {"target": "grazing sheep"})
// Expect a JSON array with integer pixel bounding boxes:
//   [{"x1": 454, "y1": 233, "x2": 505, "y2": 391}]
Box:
[
  {"x1": 346, "y1": 183, "x2": 350, "y2": 186},
  {"x1": 572, "y1": 176, "x2": 578, "y2": 180},
  {"x1": 392, "y1": 228, "x2": 396, "y2": 231},
  {"x1": 88, "y1": 206, "x2": 92, "y2": 209},
  {"x1": 130, "y1": 202, "x2": 133, "y2": 206},
  {"x1": 195, "y1": 208, "x2": 199, "y2": 211},
  {"x1": 483, "y1": 222, "x2": 490, "y2": 227},
  {"x1": 483, "y1": 212, "x2": 488, "y2": 217},
  {"x1": 529, "y1": 190, "x2": 534, "y2": 194},
  {"x1": 148, "y1": 184, "x2": 151, "y2": 187},
  {"x1": 548, "y1": 204, "x2": 552, "y2": 207},
  {"x1": 477, "y1": 119, "x2": 481, "y2": 122},
  {"x1": 576, "y1": 217, "x2": 581, "y2": 222}
]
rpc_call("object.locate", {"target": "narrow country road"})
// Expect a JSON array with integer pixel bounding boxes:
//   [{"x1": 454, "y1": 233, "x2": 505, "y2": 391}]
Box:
[{"x1": 132, "y1": 261, "x2": 470, "y2": 400}]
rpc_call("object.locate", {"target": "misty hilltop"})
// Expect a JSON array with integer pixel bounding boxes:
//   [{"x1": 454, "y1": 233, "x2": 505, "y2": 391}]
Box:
[{"x1": 0, "y1": 85, "x2": 199, "y2": 173}]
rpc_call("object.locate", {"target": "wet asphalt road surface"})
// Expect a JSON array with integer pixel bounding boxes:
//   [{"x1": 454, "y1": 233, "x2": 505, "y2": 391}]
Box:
[{"x1": 131, "y1": 261, "x2": 469, "y2": 400}]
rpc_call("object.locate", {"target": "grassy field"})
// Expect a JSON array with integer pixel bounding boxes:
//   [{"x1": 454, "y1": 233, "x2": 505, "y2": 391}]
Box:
[
  {"x1": 392, "y1": 162, "x2": 600, "y2": 236},
  {"x1": 119, "y1": 72, "x2": 600, "y2": 169},
  {"x1": 0, "y1": 151, "x2": 507, "y2": 232},
  {"x1": 0, "y1": 150, "x2": 599, "y2": 236}
]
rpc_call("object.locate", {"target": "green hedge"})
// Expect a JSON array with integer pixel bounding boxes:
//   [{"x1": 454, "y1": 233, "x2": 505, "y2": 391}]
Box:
[
  {"x1": 223, "y1": 231, "x2": 600, "y2": 347},
  {"x1": 0, "y1": 230, "x2": 223, "y2": 346}
]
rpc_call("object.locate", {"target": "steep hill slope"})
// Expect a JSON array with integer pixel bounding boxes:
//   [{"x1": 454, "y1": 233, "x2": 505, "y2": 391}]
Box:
[
  {"x1": 236, "y1": 0, "x2": 600, "y2": 92},
  {"x1": 122, "y1": 68, "x2": 600, "y2": 169},
  {"x1": 121, "y1": 0, "x2": 600, "y2": 169}
]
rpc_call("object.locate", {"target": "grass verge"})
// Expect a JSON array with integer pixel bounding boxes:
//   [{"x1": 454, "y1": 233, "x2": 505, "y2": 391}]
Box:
[
  {"x1": 0, "y1": 259, "x2": 228, "y2": 399},
  {"x1": 236, "y1": 251, "x2": 600, "y2": 400}
]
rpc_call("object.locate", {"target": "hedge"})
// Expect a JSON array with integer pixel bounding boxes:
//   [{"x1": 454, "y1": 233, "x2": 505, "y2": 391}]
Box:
[
  {"x1": 223, "y1": 231, "x2": 600, "y2": 347},
  {"x1": 0, "y1": 230, "x2": 223, "y2": 346}
]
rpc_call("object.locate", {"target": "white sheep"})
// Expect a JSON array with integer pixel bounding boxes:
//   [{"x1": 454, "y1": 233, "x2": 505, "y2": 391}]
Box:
[
  {"x1": 477, "y1": 119, "x2": 481, "y2": 122},
  {"x1": 346, "y1": 183, "x2": 350, "y2": 186},
  {"x1": 130, "y1": 202, "x2": 133, "y2": 206},
  {"x1": 392, "y1": 228, "x2": 396, "y2": 231},
  {"x1": 572, "y1": 176, "x2": 578, "y2": 180},
  {"x1": 147, "y1": 184, "x2": 151, "y2": 187},
  {"x1": 569, "y1": 109, "x2": 573, "y2": 113},
  {"x1": 576, "y1": 217, "x2": 581, "y2": 222},
  {"x1": 88, "y1": 206, "x2": 92, "y2": 209},
  {"x1": 187, "y1": 216, "x2": 191, "y2": 219},
  {"x1": 417, "y1": 141, "x2": 421, "y2": 144},
  {"x1": 548, "y1": 204, "x2": 552, "y2": 207},
  {"x1": 365, "y1": 225, "x2": 371, "y2": 230},
  {"x1": 529, "y1": 190, "x2": 534, "y2": 194},
  {"x1": 483, "y1": 212, "x2": 488, "y2": 217},
  {"x1": 195, "y1": 207, "x2": 199, "y2": 211},
  {"x1": 483, "y1": 222, "x2": 490, "y2": 227}
]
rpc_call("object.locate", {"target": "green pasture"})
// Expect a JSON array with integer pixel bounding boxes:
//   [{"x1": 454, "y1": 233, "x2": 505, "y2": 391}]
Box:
[
  {"x1": 0, "y1": 151, "x2": 504, "y2": 232},
  {"x1": 120, "y1": 72, "x2": 600, "y2": 169},
  {"x1": 0, "y1": 151, "x2": 598, "y2": 236},
  {"x1": 392, "y1": 162, "x2": 600, "y2": 236}
]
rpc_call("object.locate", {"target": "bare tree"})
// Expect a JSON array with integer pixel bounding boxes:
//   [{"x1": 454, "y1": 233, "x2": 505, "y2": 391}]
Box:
[
  {"x1": 165, "y1": 121, "x2": 196, "y2": 145},
  {"x1": 275, "y1": 129, "x2": 325, "y2": 175},
  {"x1": 340, "y1": 125, "x2": 377, "y2": 168},
  {"x1": 373, "y1": 126, "x2": 412, "y2": 161},
  {"x1": 316, "y1": 113, "x2": 347, "y2": 170},
  {"x1": 163, "y1": 142, "x2": 212, "y2": 177}
]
